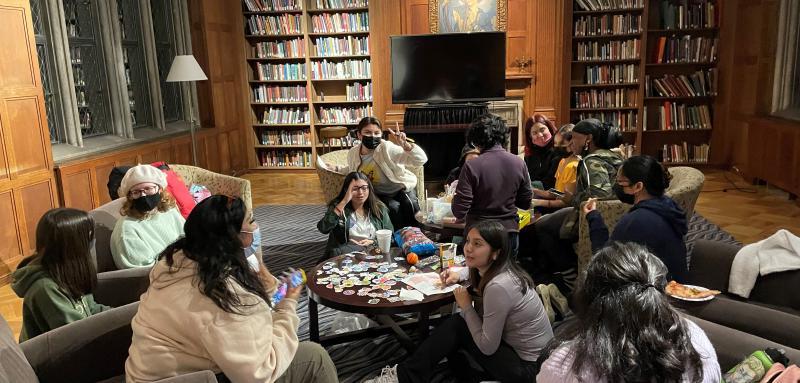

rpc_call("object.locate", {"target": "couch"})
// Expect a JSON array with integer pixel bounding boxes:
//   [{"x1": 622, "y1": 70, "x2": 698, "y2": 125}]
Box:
[
  {"x1": 1, "y1": 303, "x2": 217, "y2": 383},
  {"x1": 316, "y1": 149, "x2": 427, "y2": 212},
  {"x1": 89, "y1": 164, "x2": 253, "y2": 306},
  {"x1": 575, "y1": 166, "x2": 705, "y2": 273}
]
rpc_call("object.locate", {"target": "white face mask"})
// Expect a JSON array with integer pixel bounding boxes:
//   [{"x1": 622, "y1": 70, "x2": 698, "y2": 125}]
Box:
[{"x1": 246, "y1": 253, "x2": 260, "y2": 272}]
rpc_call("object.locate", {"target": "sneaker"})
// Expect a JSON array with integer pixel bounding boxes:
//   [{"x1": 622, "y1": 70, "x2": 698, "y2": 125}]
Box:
[
  {"x1": 536, "y1": 284, "x2": 555, "y2": 324},
  {"x1": 363, "y1": 364, "x2": 399, "y2": 383},
  {"x1": 546, "y1": 283, "x2": 572, "y2": 318}
]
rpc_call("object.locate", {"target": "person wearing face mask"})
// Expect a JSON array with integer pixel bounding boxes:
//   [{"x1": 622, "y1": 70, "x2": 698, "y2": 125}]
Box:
[
  {"x1": 126, "y1": 195, "x2": 338, "y2": 383},
  {"x1": 317, "y1": 172, "x2": 393, "y2": 260},
  {"x1": 110, "y1": 164, "x2": 185, "y2": 269},
  {"x1": 531, "y1": 123, "x2": 578, "y2": 214},
  {"x1": 582, "y1": 155, "x2": 689, "y2": 282},
  {"x1": 524, "y1": 114, "x2": 566, "y2": 191},
  {"x1": 12, "y1": 208, "x2": 111, "y2": 341},
  {"x1": 322, "y1": 116, "x2": 427, "y2": 229},
  {"x1": 445, "y1": 144, "x2": 480, "y2": 186}
]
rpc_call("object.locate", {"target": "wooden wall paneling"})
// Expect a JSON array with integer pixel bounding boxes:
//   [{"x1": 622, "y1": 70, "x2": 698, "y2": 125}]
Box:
[
  {"x1": 219, "y1": 130, "x2": 232, "y2": 173},
  {"x1": 0, "y1": 5, "x2": 36, "y2": 89},
  {"x1": 0, "y1": 190, "x2": 20, "y2": 262},
  {"x1": 95, "y1": 163, "x2": 116, "y2": 205},
  {"x1": 532, "y1": 0, "x2": 562, "y2": 118},
  {"x1": 4, "y1": 97, "x2": 50, "y2": 177},
  {"x1": 58, "y1": 170, "x2": 94, "y2": 212},
  {"x1": 403, "y1": 0, "x2": 429, "y2": 35},
  {"x1": 373, "y1": 0, "x2": 405, "y2": 124},
  {"x1": 18, "y1": 179, "x2": 56, "y2": 254}
]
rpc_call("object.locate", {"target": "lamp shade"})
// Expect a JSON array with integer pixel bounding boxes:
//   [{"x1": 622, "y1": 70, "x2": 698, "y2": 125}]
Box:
[{"x1": 166, "y1": 55, "x2": 208, "y2": 82}]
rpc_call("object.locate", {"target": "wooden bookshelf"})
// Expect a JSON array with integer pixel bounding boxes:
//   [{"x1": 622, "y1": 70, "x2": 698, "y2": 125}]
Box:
[
  {"x1": 567, "y1": 0, "x2": 720, "y2": 165},
  {"x1": 242, "y1": 0, "x2": 370, "y2": 170}
]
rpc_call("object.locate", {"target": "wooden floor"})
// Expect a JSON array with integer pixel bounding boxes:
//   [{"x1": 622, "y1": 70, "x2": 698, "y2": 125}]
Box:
[{"x1": 1, "y1": 169, "x2": 798, "y2": 341}]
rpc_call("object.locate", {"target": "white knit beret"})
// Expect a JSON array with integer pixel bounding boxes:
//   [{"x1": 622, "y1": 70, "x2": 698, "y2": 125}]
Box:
[{"x1": 118, "y1": 164, "x2": 168, "y2": 197}]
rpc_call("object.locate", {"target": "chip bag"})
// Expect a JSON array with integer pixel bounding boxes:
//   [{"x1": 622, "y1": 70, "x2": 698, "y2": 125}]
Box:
[{"x1": 393, "y1": 227, "x2": 436, "y2": 256}]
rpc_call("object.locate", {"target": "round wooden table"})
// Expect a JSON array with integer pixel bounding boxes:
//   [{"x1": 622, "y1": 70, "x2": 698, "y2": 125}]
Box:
[{"x1": 306, "y1": 249, "x2": 457, "y2": 351}]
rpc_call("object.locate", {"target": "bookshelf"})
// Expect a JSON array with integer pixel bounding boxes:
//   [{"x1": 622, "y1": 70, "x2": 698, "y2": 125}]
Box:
[
  {"x1": 569, "y1": 0, "x2": 719, "y2": 165},
  {"x1": 242, "y1": 0, "x2": 370, "y2": 170}
]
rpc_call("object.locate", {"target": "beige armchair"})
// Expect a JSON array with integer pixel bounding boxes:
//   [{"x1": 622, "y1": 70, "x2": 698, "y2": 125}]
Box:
[
  {"x1": 170, "y1": 164, "x2": 253, "y2": 211},
  {"x1": 316, "y1": 150, "x2": 427, "y2": 212},
  {"x1": 575, "y1": 166, "x2": 705, "y2": 273}
]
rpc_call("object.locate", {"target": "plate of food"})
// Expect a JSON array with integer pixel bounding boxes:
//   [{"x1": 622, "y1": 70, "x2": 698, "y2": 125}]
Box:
[{"x1": 666, "y1": 281, "x2": 721, "y2": 302}]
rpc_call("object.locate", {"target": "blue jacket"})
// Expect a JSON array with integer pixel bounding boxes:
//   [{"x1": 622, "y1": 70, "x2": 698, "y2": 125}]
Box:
[{"x1": 587, "y1": 195, "x2": 689, "y2": 282}]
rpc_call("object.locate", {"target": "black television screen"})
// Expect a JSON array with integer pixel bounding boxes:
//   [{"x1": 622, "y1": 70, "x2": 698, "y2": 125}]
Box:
[{"x1": 391, "y1": 32, "x2": 506, "y2": 104}]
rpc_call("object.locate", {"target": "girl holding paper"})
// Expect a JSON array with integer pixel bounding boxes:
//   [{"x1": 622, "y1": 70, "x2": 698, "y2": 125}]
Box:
[{"x1": 366, "y1": 220, "x2": 553, "y2": 383}]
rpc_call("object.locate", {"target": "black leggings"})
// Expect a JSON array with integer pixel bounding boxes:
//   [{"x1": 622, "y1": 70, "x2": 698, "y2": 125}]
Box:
[
  {"x1": 398, "y1": 315, "x2": 538, "y2": 383},
  {"x1": 377, "y1": 189, "x2": 419, "y2": 229}
]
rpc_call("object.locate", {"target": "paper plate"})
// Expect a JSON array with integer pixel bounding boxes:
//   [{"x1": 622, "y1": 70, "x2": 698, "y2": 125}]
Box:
[{"x1": 667, "y1": 284, "x2": 716, "y2": 302}]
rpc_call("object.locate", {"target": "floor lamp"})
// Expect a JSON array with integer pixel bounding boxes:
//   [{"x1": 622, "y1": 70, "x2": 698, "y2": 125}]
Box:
[{"x1": 166, "y1": 55, "x2": 207, "y2": 166}]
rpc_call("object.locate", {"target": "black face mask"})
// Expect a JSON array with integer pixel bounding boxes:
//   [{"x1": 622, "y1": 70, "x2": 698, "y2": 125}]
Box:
[
  {"x1": 613, "y1": 184, "x2": 636, "y2": 205},
  {"x1": 553, "y1": 147, "x2": 569, "y2": 158},
  {"x1": 361, "y1": 136, "x2": 381, "y2": 150},
  {"x1": 133, "y1": 193, "x2": 162, "y2": 213}
]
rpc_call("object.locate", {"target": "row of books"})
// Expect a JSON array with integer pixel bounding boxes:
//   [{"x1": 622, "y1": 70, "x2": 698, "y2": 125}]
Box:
[
  {"x1": 318, "y1": 105, "x2": 373, "y2": 124},
  {"x1": 651, "y1": 35, "x2": 717, "y2": 64},
  {"x1": 247, "y1": 14, "x2": 302, "y2": 35},
  {"x1": 574, "y1": 88, "x2": 638, "y2": 109},
  {"x1": 314, "y1": 0, "x2": 367, "y2": 8},
  {"x1": 660, "y1": 143, "x2": 709, "y2": 164},
  {"x1": 576, "y1": 39, "x2": 640, "y2": 61},
  {"x1": 320, "y1": 136, "x2": 356, "y2": 147},
  {"x1": 252, "y1": 84, "x2": 308, "y2": 103},
  {"x1": 258, "y1": 150, "x2": 313, "y2": 168},
  {"x1": 311, "y1": 12, "x2": 369, "y2": 33},
  {"x1": 645, "y1": 69, "x2": 717, "y2": 97},
  {"x1": 252, "y1": 38, "x2": 305, "y2": 58},
  {"x1": 576, "y1": 111, "x2": 637, "y2": 132},
  {"x1": 620, "y1": 143, "x2": 636, "y2": 159},
  {"x1": 260, "y1": 107, "x2": 311, "y2": 124},
  {"x1": 574, "y1": 14, "x2": 641, "y2": 37},
  {"x1": 244, "y1": 0, "x2": 302, "y2": 12},
  {"x1": 583, "y1": 64, "x2": 638, "y2": 84},
  {"x1": 310, "y1": 59, "x2": 370, "y2": 79},
  {"x1": 312, "y1": 36, "x2": 369, "y2": 56},
  {"x1": 259, "y1": 129, "x2": 311, "y2": 146},
  {"x1": 659, "y1": 0, "x2": 717, "y2": 30},
  {"x1": 575, "y1": 0, "x2": 644, "y2": 12},
  {"x1": 254, "y1": 62, "x2": 306, "y2": 81},
  {"x1": 644, "y1": 102, "x2": 712, "y2": 131},
  {"x1": 346, "y1": 81, "x2": 372, "y2": 101}
]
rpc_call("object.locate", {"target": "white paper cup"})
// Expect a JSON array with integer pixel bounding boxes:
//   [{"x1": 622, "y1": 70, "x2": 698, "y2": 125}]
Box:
[{"x1": 376, "y1": 229, "x2": 392, "y2": 254}]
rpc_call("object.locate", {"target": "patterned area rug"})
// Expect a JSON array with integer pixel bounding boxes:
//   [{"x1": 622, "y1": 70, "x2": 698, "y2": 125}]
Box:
[{"x1": 254, "y1": 205, "x2": 740, "y2": 382}]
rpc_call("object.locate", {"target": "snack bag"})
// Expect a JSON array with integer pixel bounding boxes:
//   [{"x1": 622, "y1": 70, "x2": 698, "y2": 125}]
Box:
[
  {"x1": 393, "y1": 227, "x2": 436, "y2": 256},
  {"x1": 271, "y1": 268, "x2": 307, "y2": 306}
]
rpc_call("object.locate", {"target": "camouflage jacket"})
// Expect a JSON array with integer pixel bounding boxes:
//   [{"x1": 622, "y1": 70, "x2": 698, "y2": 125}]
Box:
[{"x1": 572, "y1": 149, "x2": 623, "y2": 208}]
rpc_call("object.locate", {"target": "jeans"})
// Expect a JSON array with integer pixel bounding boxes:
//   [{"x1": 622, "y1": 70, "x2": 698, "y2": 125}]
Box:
[
  {"x1": 377, "y1": 189, "x2": 420, "y2": 229},
  {"x1": 398, "y1": 315, "x2": 538, "y2": 383}
]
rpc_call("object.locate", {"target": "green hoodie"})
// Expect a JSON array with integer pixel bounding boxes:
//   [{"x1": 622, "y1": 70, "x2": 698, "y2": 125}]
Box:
[{"x1": 11, "y1": 257, "x2": 109, "y2": 342}]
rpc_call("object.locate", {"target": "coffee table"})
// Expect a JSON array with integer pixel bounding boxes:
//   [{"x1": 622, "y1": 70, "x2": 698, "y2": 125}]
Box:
[
  {"x1": 306, "y1": 249, "x2": 457, "y2": 351},
  {"x1": 414, "y1": 212, "x2": 465, "y2": 243}
]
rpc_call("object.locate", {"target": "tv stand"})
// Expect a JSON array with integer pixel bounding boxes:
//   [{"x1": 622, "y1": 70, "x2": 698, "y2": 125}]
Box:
[{"x1": 402, "y1": 103, "x2": 489, "y2": 133}]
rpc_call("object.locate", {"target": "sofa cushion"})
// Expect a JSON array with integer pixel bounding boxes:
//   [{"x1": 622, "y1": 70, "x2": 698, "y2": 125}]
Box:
[
  {"x1": 90, "y1": 198, "x2": 126, "y2": 273},
  {"x1": 0, "y1": 315, "x2": 38, "y2": 383}
]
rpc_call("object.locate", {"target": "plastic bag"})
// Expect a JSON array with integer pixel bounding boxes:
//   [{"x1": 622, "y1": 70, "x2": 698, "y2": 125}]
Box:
[
  {"x1": 326, "y1": 312, "x2": 375, "y2": 335},
  {"x1": 431, "y1": 200, "x2": 454, "y2": 224},
  {"x1": 394, "y1": 226, "x2": 436, "y2": 256}
]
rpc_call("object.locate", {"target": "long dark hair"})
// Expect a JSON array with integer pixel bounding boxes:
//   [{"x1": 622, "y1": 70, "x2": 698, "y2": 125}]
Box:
[
  {"x1": 329, "y1": 172, "x2": 386, "y2": 220},
  {"x1": 159, "y1": 195, "x2": 270, "y2": 313},
  {"x1": 34, "y1": 208, "x2": 97, "y2": 300},
  {"x1": 556, "y1": 242, "x2": 703, "y2": 382},
  {"x1": 468, "y1": 220, "x2": 534, "y2": 295},
  {"x1": 621, "y1": 155, "x2": 672, "y2": 197}
]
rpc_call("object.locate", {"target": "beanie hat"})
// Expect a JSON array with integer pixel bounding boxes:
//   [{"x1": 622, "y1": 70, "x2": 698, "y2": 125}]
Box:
[
  {"x1": 118, "y1": 164, "x2": 168, "y2": 197},
  {"x1": 572, "y1": 118, "x2": 601, "y2": 136}
]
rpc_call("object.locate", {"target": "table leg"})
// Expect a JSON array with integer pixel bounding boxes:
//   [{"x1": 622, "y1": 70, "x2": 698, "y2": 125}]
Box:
[
  {"x1": 376, "y1": 314, "x2": 416, "y2": 351},
  {"x1": 309, "y1": 298, "x2": 320, "y2": 343},
  {"x1": 417, "y1": 311, "x2": 430, "y2": 338}
]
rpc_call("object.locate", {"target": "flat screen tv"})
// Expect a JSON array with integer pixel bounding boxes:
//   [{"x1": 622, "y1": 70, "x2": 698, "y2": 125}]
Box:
[{"x1": 391, "y1": 32, "x2": 506, "y2": 104}]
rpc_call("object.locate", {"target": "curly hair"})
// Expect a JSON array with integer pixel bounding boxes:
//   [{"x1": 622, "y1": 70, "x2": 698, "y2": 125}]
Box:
[
  {"x1": 466, "y1": 113, "x2": 509, "y2": 150},
  {"x1": 120, "y1": 189, "x2": 178, "y2": 220},
  {"x1": 550, "y1": 242, "x2": 704, "y2": 382}
]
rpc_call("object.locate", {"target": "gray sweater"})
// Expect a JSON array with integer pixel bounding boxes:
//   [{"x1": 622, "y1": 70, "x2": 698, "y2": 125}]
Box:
[{"x1": 459, "y1": 269, "x2": 554, "y2": 361}]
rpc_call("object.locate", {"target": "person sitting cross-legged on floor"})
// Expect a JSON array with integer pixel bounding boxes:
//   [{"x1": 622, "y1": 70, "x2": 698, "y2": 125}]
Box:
[
  {"x1": 582, "y1": 155, "x2": 689, "y2": 282},
  {"x1": 536, "y1": 241, "x2": 721, "y2": 382},
  {"x1": 366, "y1": 220, "x2": 553, "y2": 383},
  {"x1": 126, "y1": 195, "x2": 338, "y2": 383},
  {"x1": 317, "y1": 171, "x2": 393, "y2": 260}
]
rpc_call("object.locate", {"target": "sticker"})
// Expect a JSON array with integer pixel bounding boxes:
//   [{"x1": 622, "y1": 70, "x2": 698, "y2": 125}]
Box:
[
  {"x1": 343, "y1": 290, "x2": 355, "y2": 296},
  {"x1": 368, "y1": 298, "x2": 380, "y2": 304},
  {"x1": 387, "y1": 296, "x2": 400, "y2": 303},
  {"x1": 325, "y1": 283, "x2": 334, "y2": 289},
  {"x1": 334, "y1": 287, "x2": 343, "y2": 293}
]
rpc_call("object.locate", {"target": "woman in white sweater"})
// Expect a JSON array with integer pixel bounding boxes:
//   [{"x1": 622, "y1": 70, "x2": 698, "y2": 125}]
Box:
[
  {"x1": 322, "y1": 117, "x2": 427, "y2": 229},
  {"x1": 126, "y1": 195, "x2": 337, "y2": 383}
]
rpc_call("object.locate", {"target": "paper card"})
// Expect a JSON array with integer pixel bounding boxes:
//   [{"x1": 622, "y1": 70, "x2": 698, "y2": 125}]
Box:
[
  {"x1": 399, "y1": 288, "x2": 425, "y2": 301},
  {"x1": 402, "y1": 272, "x2": 460, "y2": 296}
]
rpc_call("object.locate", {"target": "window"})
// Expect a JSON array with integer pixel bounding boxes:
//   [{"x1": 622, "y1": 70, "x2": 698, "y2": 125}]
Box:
[
  {"x1": 32, "y1": 0, "x2": 194, "y2": 153},
  {"x1": 772, "y1": 0, "x2": 800, "y2": 121}
]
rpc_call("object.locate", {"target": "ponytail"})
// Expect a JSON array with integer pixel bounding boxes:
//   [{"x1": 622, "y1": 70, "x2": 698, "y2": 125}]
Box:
[{"x1": 621, "y1": 155, "x2": 671, "y2": 196}]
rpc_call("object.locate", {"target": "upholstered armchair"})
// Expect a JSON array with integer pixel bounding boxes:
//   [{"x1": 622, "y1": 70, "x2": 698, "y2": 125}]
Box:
[
  {"x1": 170, "y1": 165, "x2": 253, "y2": 211},
  {"x1": 575, "y1": 166, "x2": 705, "y2": 273},
  {"x1": 316, "y1": 149, "x2": 427, "y2": 212}
]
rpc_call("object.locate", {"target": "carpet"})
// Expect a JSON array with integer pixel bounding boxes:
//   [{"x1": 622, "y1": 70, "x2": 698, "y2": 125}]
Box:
[{"x1": 253, "y1": 204, "x2": 740, "y2": 382}]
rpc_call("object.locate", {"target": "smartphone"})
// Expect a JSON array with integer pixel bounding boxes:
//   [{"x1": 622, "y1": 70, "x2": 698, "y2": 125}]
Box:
[{"x1": 547, "y1": 188, "x2": 566, "y2": 198}]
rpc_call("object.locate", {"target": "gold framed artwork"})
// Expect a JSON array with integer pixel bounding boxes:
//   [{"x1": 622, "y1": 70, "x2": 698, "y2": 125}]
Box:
[{"x1": 429, "y1": 0, "x2": 507, "y2": 33}]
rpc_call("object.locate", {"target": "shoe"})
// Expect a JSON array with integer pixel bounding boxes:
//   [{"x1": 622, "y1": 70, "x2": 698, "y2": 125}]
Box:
[
  {"x1": 363, "y1": 364, "x2": 399, "y2": 383},
  {"x1": 536, "y1": 284, "x2": 555, "y2": 324},
  {"x1": 546, "y1": 283, "x2": 572, "y2": 318}
]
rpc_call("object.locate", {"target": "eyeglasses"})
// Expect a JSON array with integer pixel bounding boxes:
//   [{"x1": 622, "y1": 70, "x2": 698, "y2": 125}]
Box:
[
  {"x1": 351, "y1": 185, "x2": 369, "y2": 192},
  {"x1": 129, "y1": 185, "x2": 159, "y2": 198}
]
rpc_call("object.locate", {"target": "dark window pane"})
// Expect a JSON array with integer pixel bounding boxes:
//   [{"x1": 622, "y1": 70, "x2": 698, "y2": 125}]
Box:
[
  {"x1": 150, "y1": 0, "x2": 183, "y2": 122},
  {"x1": 118, "y1": 0, "x2": 152, "y2": 128}
]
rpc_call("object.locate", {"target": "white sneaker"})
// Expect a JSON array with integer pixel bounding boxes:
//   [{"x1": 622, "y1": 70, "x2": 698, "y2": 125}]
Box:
[
  {"x1": 547, "y1": 283, "x2": 572, "y2": 318},
  {"x1": 363, "y1": 364, "x2": 399, "y2": 383},
  {"x1": 536, "y1": 284, "x2": 555, "y2": 324}
]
